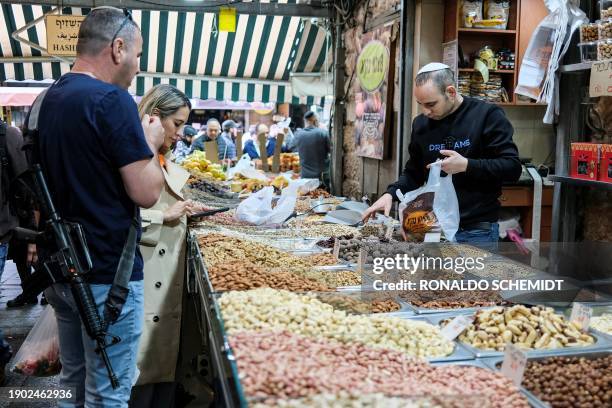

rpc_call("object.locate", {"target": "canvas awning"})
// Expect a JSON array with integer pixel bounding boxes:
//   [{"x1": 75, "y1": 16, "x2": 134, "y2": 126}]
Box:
[{"x1": 0, "y1": 2, "x2": 331, "y2": 104}]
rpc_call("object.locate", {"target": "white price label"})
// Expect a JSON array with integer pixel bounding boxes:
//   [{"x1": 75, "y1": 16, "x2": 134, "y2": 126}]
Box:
[
  {"x1": 332, "y1": 238, "x2": 340, "y2": 259},
  {"x1": 357, "y1": 249, "x2": 365, "y2": 273},
  {"x1": 384, "y1": 225, "x2": 394, "y2": 240},
  {"x1": 501, "y1": 343, "x2": 527, "y2": 386},
  {"x1": 570, "y1": 303, "x2": 592, "y2": 332},
  {"x1": 440, "y1": 314, "x2": 473, "y2": 341},
  {"x1": 424, "y1": 232, "x2": 441, "y2": 242}
]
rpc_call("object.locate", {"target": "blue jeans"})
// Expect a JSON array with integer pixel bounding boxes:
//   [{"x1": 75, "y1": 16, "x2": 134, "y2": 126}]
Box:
[
  {"x1": 0, "y1": 242, "x2": 9, "y2": 283},
  {"x1": 45, "y1": 280, "x2": 144, "y2": 408},
  {"x1": 0, "y1": 243, "x2": 11, "y2": 365},
  {"x1": 455, "y1": 222, "x2": 500, "y2": 251}
]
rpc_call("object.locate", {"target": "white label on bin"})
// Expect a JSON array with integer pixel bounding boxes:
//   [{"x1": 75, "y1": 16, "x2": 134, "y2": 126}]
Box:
[
  {"x1": 424, "y1": 232, "x2": 441, "y2": 242},
  {"x1": 501, "y1": 343, "x2": 527, "y2": 386},
  {"x1": 440, "y1": 314, "x2": 473, "y2": 341},
  {"x1": 384, "y1": 225, "x2": 394, "y2": 240},
  {"x1": 357, "y1": 249, "x2": 365, "y2": 273},
  {"x1": 570, "y1": 302, "x2": 592, "y2": 332},
  {"x1": 332, "y1": 238, "x2": 340, "y2": 259}
]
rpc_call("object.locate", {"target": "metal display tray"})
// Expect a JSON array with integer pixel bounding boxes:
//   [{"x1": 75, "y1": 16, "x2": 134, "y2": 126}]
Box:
[
  {"x1": 482, "y1": 350, "x2": 612, "y2": 408},
  {"x1": 426, "y1": 310, "x2": 612, "y2": 359},
  {"x1": 392, "y1": 314, "x2": 475, "y2": 363}
]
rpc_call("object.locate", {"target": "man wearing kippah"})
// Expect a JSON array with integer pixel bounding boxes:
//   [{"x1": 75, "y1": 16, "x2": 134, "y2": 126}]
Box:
[{"x1": 362, "y1": 63, "x2": 521, "y2": 244}]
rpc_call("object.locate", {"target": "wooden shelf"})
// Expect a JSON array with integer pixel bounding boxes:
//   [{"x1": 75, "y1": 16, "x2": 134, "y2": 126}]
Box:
[
  {"x1": 459, "y1": 68, "x2": 515, "y2": 74},
  {"x1": 458, "y1": 28, "x2": 517, "y2": 34},
  {"x1": 495, "y1": 102, "x2": 516, "y2": 106},
  {"x1": 548, "y1": 175, "x2": 612, "y2": 190}
]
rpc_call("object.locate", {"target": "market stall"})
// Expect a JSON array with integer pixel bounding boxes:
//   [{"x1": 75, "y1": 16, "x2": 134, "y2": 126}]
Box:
[{"x1": 178, "y1": 157, "x2": 612, "y2": 407}]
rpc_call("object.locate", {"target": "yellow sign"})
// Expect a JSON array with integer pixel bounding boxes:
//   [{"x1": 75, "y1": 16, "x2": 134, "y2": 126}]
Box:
[
  {"x1": 219, "y1": 7, "x2": 237, "y2": 33},
  {"x1": 45, "y1": 15, "x2": 85, "y2": 56},
  {"x1": 589, "y1": 60, "x2": 612, "y2": 97}
]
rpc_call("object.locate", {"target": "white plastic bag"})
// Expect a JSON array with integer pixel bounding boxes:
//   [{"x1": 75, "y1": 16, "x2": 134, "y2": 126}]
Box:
[
  {"x1": 235, "y1": 185, "x2": 298, "y2": 226},
  {"x1": 396, "y1": 162, "x2": 459, "y2": 242},
  {"x1": 11, "y1": 306, "x2": 61, "y2": 377},
  {"x1": 289, "y1": 178, "x2": 320, "y2": 195},
  {"x1": 227, "y1": 154, "x2": 268, "y2": 181}
]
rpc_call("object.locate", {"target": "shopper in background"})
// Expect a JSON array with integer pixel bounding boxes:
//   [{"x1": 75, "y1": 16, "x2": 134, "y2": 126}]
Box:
[
  {"x1": 294, "y1": 111, "x2": 331, "y2": 184},
  {"x1": 218, "y1": 120, "x2": 238, "y2": 161},
  {"x1": 362, "y1": 63, "x2": 521, "y2": 245},
  {"x1": 243, "y1": 123, "x2": 275, "y2": 160},
  {"x1": 172, "y1": 125, "x2": 196, "y2": 163},
  {"x1": 131, "y1": 84, "x2": 204, "y2": 407},
  {"x1": 0, "y1": 120, "x2": 33, "y2": 385},
  {"x1": 190, "y1": 118, "x2": 220, "y2": 152},
  {"x1": 36, "y1": 8, "x2": 165, "y2": 406},
  {"x1": 281, "y1": 125, "x2": 296, "y2": 152}
]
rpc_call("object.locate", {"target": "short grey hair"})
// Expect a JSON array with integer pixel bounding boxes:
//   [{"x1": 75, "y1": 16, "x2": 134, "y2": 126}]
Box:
[
  {"x1": 77, "y1": 7, "x2": 140, "y2": 56},
  {"x1": 206, "y1": 118, "x2": 220, "y2": 127},
  {"x1": 415, "y1": 68, "x2": 456, "y2": 95}
]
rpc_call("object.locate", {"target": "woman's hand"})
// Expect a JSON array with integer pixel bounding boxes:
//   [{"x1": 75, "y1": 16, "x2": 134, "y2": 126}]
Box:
[{"x1": 163, "y1": 201, "x2": 191, "y2": 223}]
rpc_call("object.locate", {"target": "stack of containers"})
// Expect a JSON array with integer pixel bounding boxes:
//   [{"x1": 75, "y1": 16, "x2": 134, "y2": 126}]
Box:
[{"x1": 578, "y1": 1, "x2": 612, "y2": 62}]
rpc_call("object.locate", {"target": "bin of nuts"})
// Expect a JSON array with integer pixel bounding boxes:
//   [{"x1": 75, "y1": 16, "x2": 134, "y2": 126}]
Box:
[
  {"x1": 520, "y1": 354, "x2": 611, "y2": 408},
  {"x1": 603, "y1": 5, "x2": 612, "y2": 19},
  {"x1": 581, "y1": 23, "x2": 599, "y2": 42},
  {"x1": 598, "y1": 39, "x2": 612, "y2": 60},
  {"x1": 441, "y1": 305, "x2": 596, "y2": 352},
  {"x1": 598, "y1": 19, "x2": 612, "y2": 40}
]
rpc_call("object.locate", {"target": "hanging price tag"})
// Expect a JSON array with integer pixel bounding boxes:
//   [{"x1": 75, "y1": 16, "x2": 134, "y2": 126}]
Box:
[
  {"x1": 332, "y1": 238, "x2": 340, "y2": 260},
  {"x1": 570, "y1": 303, "x2": 593, "y2": 332},
  {"x1": 219, "y1": 7, "x2": 237, "y2": 32},
  {"x1": 501, "y1": 343, "x2": 527, "y2": 386},
  {"x1": 440, "y1": 314, "x2": 473, "y2": 341}
]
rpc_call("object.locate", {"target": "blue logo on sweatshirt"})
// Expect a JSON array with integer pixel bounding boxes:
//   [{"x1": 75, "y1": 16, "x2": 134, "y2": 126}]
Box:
[{"x1": 428, "y1": 138, "x2": 471, "y2": 152}]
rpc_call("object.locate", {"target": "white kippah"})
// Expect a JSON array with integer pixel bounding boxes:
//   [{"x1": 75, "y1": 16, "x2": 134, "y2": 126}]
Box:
[{"x1": 417, "y1": 62, "x2": 451, "y2": 75}]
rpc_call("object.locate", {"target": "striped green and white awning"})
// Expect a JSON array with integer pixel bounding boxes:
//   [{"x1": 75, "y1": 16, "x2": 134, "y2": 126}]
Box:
[{"x1": 0, "y1": 2, "x2": 330, "y2": 104}]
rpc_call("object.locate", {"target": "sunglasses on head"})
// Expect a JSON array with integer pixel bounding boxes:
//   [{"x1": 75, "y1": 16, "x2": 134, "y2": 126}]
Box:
[
  {"x1": 110, "y1": 8, "x2": 133, "y2": 48},
  {"x1": 90, "y1": 6, "x2": 133, "y2": 48}
]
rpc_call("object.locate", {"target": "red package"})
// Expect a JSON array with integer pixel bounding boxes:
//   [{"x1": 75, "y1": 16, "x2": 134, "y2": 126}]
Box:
[
  {"x1": 599, "y1": 144, "x2": 612, "y2": 183},
  {"x1": 570, "y1": 143, "x2": 600, "y2": 180}
]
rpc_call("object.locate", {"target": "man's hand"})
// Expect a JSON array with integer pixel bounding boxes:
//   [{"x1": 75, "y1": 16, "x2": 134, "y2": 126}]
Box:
[
  {"x1": 26, "y1": 243, "x2": 38, "y2": 266},
  {"x1": 142, "y1": 114, "x2": 165, "y2": 152},
  {"x1": 361, "y1": 193, "x2": 393, "y2": 223},
  {"x1": 428, "y1": 150, "x2": 468, "y2": 174}
]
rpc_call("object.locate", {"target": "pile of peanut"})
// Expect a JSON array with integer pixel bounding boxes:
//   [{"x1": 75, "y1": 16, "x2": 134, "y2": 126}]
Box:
[
  {"x1": 219, "y1": 288, "x2": 454, "y2": 358},
  {"x1": 208, "y1": 261, "x2": 332, "y2": 292},
  {"x1": 278, "y1": 266, "x2": 362, "y2": 287},
  {"x1": 231, "y1": 330, "x2": 528, "y2": 407},
  {"x1": 446, "y1": 305, "x2": 595, "y2": 351},
  {"x1": 315, "y1": 292, "x2": 401, "y2": 314}
]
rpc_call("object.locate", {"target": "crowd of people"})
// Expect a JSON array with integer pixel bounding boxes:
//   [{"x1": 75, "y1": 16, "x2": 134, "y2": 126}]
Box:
[{"x1": 0, "y1": 7, "x2": 332, "y2": 407}]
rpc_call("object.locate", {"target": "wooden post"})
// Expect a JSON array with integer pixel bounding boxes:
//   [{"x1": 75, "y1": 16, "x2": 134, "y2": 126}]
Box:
[
  {"x1": 272, "y1": 133, "x2": 284, "y2": 173},
  {"x1": 258, "y1": 133, "x2": 269, "y2": 172},
  {"x1": 204, "y1": 140, "x2": 219, "y2": 163}
]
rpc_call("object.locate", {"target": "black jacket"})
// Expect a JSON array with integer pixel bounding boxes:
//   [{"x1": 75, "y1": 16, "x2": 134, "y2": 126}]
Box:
[{"x1": 387, "y1": 97, "x2": 522, "y2": 227}]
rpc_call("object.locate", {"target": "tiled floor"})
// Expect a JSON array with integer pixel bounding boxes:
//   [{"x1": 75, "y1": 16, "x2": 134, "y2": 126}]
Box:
[{"x1": 1, "y1": 261, "x2": 58, "y2": 408}]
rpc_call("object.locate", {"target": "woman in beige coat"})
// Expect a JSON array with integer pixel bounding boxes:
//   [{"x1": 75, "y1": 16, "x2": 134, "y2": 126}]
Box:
[{"x1": 130, "y1": 85, "x2": 204, "y2": 407}]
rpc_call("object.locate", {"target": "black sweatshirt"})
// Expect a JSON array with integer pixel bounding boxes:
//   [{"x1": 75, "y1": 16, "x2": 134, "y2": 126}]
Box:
[{"x1": 387, "y1": 97, "x2": 522, "y2": 227}]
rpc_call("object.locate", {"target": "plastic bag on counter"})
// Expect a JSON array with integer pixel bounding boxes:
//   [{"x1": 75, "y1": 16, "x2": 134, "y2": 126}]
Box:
[
  {"x1": 235, "y1": 185, "x2": 297, "y2": 226},
  {"x1": 11, "y1": 306, "x2": 61, "y2": 377},
  {"x1": 289, "y1": 178, "x2": 320, "y2": 195},
  {"x1": 227, "y1": 154, "x2": 268, "y2": 181},
  {"x1": 396, "y1": 161, "x2": 459, "y2": 242}
]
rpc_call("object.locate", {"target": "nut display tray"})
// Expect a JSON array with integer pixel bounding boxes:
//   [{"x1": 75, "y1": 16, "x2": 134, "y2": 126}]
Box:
[
  {"x1": 426, "y1": 311, "x2": 612, "y2": 359},
  {"x1": 482, "y1": 350, "x2": 612, "y2": 408},
  {"x1": 394, "y1": 314, "x2": 476, "y2": 363}
]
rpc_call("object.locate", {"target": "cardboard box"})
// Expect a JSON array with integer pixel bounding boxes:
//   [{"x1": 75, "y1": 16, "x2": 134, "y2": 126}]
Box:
[
  {"x1": 599, "y1": 144, "x2": 612, "y2": 183},
  {"x1": 570, "y1": 143, "x2": 600, "y2": 180}
]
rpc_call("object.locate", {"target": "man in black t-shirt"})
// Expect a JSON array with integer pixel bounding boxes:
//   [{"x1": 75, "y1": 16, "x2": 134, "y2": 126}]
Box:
[
  {"x1": 35, "y1": 8, "x2": 165, "y2": 406},
  {"x1": 363, "y1": 63, "x2": 521, "y2": 244}
]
